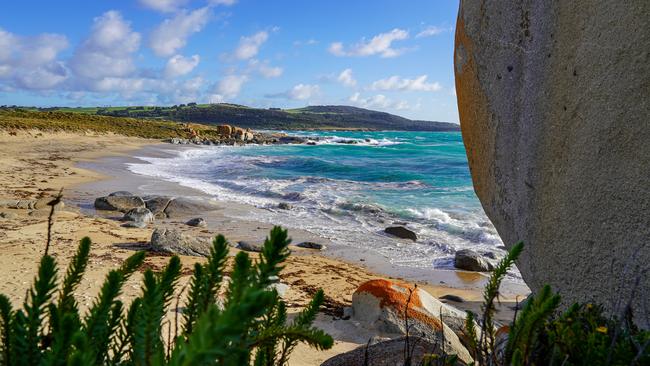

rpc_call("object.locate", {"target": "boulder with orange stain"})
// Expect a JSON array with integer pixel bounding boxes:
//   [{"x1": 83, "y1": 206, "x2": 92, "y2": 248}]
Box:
[{"x1": 352, "y1": 279, "x2": 473, "y2": 363}]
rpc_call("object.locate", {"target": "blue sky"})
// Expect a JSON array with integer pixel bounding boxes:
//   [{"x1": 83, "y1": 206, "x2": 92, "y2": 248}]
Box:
[{"x1": 0, "y1": 0, "x2": 460, "y2": 122}]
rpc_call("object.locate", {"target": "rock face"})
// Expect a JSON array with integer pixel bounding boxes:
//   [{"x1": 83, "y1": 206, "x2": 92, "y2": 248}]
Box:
[
  {"x1": 321, "y1": 336, "x2": 438, "y2": 366},
  {"x1": 150, "y1": 228, "x2": 212, "y2": 257},
  {"x1": 351, "y1": 279, "x2": 472, "y2": 363},
  {"x1": 384, "y1": 226, "x2": 417, "y2": 241},
  {"x1": 94, "y1": 195, "x2": 145, "y2": 212},
  {"x1": 454, "y1": 1, "x2": 650, "y2": 323},
  {"x1": 454, "y1": 249, "x2": 494, "y2": 272}
]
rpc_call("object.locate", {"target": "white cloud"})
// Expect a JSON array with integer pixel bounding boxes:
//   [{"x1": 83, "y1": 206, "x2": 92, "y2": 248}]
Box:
[
  {"x1": 164, "y1": 54, "x2": 200, "y2": 78},
  {"x1": 208, "y1": 93, "x2": 225, "y2": 103},
  {"x1": 337, "y1": 68, "x2": 356, "y2": 87},
  {"x1": 0, "y1": 27, "x2": 69, "y2": 90},
  {"x1": 416, "y1": 25, "x2": 449, "y2": 38},
  {"x1": 248, "y1": 59, "x2": 282, "y2": 78},
  {"x1": 70, "y1": 11, "x2": 141, "y2": 80},
  {"x1": 287, "y1": 84, "x2": 319, "y2": 100},
  {"x1": 139, "y1": 0, "x2": 188, "y2": 13},
  {"x1": 329, "y1": 29, "x2": 409, "y2": 58},
  {"x1": 214, "y1": 74, "x2": 248, "y2": 98},
  {"x1": 149, "y1": 7, "x2": 211, "y2": 57},
  {"x1": 234, "y1": 31, "x2": 269, "y2": 60},
  {"x1": 370, "y1": 75, "x2": 442, "y2": 92},
  {"x1": 348, "y1": 92, "x2": 411, "y2": 110}
]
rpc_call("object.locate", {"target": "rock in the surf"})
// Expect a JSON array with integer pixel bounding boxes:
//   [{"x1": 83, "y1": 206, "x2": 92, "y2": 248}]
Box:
[
  {"x1": 384, "y1": 226, "x2": 417, "y2": 241},
  {"x1": 351, "y1": 279, "x2": 472, "y2": 363},
  {"x1": 186, "y1": 217, "x2": 207, "y2": 227},
  {"x1": 454, "y1": 249, "x2": 494, "y2": 272},
  {"x1": 454, "y1": 1, "x2": 649, "y2": 321},
  {"x1": 150, "y1": 228, "x2": 212, "y2": 257},
  {"x1": 277, "y1": 202, "x2": 292, "y2": 210},
  {"x1": 94, "y1": 195, "x2": 145, "y2": 212}
]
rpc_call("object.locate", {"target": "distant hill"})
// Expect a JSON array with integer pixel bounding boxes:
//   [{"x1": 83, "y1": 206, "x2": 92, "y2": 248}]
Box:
[{"x1": 23, "y1": 104, "x2": 460, "y2": 131}]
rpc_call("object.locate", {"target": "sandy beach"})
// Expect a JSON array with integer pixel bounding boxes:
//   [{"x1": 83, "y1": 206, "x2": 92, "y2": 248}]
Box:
[{"x1": 0, "y1": 130, "x2": 529, "y2": 365}]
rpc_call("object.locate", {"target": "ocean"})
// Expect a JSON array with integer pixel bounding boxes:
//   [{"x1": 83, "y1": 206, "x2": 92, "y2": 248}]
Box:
[{"x1": 127, "y1": 131, "x2": 504, "y2": 270}]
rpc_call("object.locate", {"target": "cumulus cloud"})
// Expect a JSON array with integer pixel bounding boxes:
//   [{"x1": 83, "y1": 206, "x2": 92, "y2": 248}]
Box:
[
  {"x1": 370, "y1": 75, "x2": 441, "y2": 92},
  {"x1": 416, "y1": 25, "x2": 449, "y2": 38},
  {"x1": 348, "y1": 92, "x2": 410, "y2": 110},
  {"x1": 329, "y1": 29, "x2": 409, "y2": 58},
  {"x1": 213, "y1": 74, "x2": 248, "y2": 99},
  {"x1": 248, "y1": 59, "x2": 282, "y2": 78},
  {"x1": 0, "y1": 27, "x2": 69, "y2": 90},
  {"x1": 266, "y1": 83, "x2": 320, "y2": 100},
  {"x1": 234, "y1": 31, "x2": 269, "y2": 60},
  {"x1": 337, "y1": 68, "x2": 356, "y2": 87},
  {"x1": 70, "y1": 11, "x2": 141, "y2": 81},
  {"x1": 149, "y1": 7, "x2": 211, "y2": 57},
  {"x1": 164, "y1": 54, "x2": 200, "y2": 78}
]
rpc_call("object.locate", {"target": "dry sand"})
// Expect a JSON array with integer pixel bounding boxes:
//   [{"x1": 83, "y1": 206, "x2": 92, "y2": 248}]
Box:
[{"x1": 0, "y1": 130, "x2": 529, "y2": 365}]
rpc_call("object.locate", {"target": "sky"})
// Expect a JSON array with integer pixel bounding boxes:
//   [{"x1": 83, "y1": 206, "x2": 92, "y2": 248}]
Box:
[{"x1": 0, "y1": 0, "x2": 461, "y2": 122}]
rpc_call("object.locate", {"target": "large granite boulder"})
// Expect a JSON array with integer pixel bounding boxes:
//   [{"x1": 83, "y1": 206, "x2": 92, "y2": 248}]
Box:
[
  {"x1": 94, "y1": 195, "x2": 145, "y2": 212},
  {"x1": 351, "y1": 279, "x2": 472, "y2": 363},
  {"x1": 122, "y1": 207, "x2": 154, "y2": 224},
  {"x1": 454, "y1": 249, "x2": 494, "y2": 272},
  {"x1": 454, "y1": 1, "x2": 649, "y2": 323},
  {"x1": 163, "y1": 197, "x2": 220, "y2": 218},
  {"x1": 150, "y1": 228, "x2": 212, "y2": 257}
]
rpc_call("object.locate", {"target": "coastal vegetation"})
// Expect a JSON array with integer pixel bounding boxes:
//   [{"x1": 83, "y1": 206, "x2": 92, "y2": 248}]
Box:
[
  {"x1": 0, "y1": 109, "x2": 224, "y2": 139},
  {"x1": 1, "y1": 104, "x2": 460, "y2": 131},
  {"x1": 0, "y1": 225, "x2": 332, "y2": 365}
]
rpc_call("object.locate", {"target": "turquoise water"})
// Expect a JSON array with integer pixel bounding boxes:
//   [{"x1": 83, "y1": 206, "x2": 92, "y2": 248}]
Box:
[{"x1": 129, "y1": 131, "x2": 503, "y2": 269}]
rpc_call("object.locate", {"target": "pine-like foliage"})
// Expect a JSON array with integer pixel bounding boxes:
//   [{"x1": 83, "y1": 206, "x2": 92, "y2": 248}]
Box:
[{"x1": 0, "y1": 226, "x2": 333, "y2": 365}]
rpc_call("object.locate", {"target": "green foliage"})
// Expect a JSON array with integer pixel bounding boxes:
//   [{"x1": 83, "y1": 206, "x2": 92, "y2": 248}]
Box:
[
  {"x1": 461, "y1": 242, "x2": 649, "y2": 366},
  {"x1": 0, "y1": 227, "x2": 332, "y2": 365}
]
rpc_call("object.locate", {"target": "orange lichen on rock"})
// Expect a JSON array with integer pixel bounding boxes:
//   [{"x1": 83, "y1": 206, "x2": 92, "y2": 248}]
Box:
[
  {"x1": 355, "y1": 279, "x2": 443, "y2": 331},
  {"x1": 453, "y1": 12, "x2": 496, "y2": 208}
]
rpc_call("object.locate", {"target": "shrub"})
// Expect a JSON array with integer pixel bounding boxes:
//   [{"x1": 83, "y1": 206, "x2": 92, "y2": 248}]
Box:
[{"x1": 0, "y1": 227, "x2": 332, "y2": 365}]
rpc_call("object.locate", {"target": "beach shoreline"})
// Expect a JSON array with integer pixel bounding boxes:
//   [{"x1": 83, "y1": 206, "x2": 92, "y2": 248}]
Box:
[{"x1": 0, "y1": 130, "x2": 529, "y2": 365}]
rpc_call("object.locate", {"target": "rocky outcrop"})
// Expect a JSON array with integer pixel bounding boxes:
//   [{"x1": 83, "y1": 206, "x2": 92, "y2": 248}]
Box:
[
  {"x1": 454, "y1": 1, "x2": 649, "y2": 323},
  {"x1": 351, "y1": 279, "x2": 472, "y2": 363},
  {"x1": 94, "y1": 195, "x2": 145, "y2": 212},
  {"x1": 384, "y1": 226, "x2": 417, "y2": 241},
  {"x1": 150, "y1": 228, "x2": 212, "y2": 257},
  {"x1": 454, "y1": 249, "x2": 494, "y2": 272}
]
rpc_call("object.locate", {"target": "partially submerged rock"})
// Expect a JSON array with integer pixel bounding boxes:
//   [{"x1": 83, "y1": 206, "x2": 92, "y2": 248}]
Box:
[
  {"x1": 351, "y1": 279, "x2": 472, "y2": 363},
  {"x1": 94, "y1": 195, "x2": 145, "y2": 212},
  {"x1": 150, "y1": 228, "x2": 212, "y2": 257},
  {"x1": 454, "y1": 249, "x2": 494, "y2": 272},
  {"x1": 384, "y1": 226, "x2": 417, "y2": 241}
]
